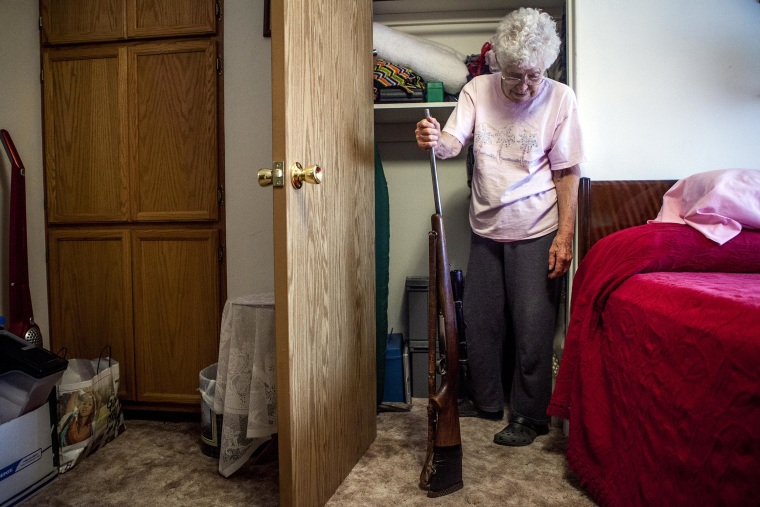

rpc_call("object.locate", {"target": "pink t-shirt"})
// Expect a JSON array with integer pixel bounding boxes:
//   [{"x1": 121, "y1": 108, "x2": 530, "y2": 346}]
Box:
[{"x1": 443, "y1": 73, "x2": 586, "y2": 241}]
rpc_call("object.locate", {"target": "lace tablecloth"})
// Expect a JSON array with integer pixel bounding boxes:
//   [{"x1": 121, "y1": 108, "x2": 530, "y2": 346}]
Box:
[{"x1": 213, "y1": 293, "x2": 277, "y2": 477}]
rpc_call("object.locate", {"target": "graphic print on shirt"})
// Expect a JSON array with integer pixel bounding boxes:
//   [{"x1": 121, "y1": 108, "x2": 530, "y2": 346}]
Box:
[{"x1": 474, "y1": 122, "x2": 540, "y2": 170}]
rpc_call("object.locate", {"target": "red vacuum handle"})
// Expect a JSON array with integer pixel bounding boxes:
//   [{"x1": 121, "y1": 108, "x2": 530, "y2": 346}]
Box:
[
  {"x1": 1, "y1": 129, "x2": 36, "y2": 340},
  {"x1": 1, "y1": 130, "x2": 25, "y2": 172}
]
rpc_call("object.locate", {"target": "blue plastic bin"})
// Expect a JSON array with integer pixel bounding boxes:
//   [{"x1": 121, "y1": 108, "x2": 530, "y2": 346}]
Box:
[{"x1": 383, "y1": 333, "x2": 404, "y2": 402}]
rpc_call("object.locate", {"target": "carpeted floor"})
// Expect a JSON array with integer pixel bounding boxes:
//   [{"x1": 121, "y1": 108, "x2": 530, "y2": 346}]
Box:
[{"x1": 21, "y1": 399, "x2": 596, "y2": 506}]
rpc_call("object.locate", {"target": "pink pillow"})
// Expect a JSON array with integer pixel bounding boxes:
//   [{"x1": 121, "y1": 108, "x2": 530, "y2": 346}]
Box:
[{"x1": 650, "y1": 168, "x2": 760, "y2": 244}]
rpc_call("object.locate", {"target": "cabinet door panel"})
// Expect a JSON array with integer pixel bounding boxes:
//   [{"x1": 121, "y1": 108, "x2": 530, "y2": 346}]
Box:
[
  {"x1": 48, "y1": 229, "x2": 135, "y2": 400},
  {"x1": 41, "y1": 0, "x2": 127, "y2": 45},
  {"x1": 127, "y1": 0, "x2": 217, "y2": 38},
  {"x1": 129, "y1": 40, "x2": 219, "y2": 222},
  {"x1": 43, "y1": 47, "x2": 129, "y2": 223},
  {"x1": 132, "y1": 229, "x2": 220, "y2": 404}
]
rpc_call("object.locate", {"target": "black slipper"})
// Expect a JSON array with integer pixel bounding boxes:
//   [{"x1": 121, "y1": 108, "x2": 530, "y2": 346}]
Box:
[{"x1": 493, "y1": 416, "x2": 549, "y2": 447}]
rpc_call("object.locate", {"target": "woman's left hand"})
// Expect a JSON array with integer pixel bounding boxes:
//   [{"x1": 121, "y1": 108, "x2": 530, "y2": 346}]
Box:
[
  {"x1": 549, "y1": 165, "x2": 580, "y2": 279},
  {"x1": 548, "y1": 233, "x2": 573, "y2": 279}
]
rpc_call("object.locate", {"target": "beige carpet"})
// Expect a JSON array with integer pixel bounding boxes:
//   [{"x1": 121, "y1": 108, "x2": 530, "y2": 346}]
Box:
[{"x1": 22, "y1": 399, "x2": 596, "y2": 506}]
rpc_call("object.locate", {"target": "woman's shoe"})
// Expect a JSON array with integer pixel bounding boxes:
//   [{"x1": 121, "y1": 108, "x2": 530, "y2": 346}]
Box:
[{"x1": 493, "y1": 416, "x2": 549, "y2": 446}]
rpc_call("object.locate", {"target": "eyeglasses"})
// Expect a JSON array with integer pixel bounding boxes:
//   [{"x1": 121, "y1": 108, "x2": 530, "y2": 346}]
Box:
[{"x1": 501, "y1": 72, "x2": 544, "y2": 86}]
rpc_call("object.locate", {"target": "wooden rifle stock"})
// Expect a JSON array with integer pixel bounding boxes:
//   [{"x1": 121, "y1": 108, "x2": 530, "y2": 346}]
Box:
[{"x1": 419, "y1": 213, "x2": 462, "y2": 497}]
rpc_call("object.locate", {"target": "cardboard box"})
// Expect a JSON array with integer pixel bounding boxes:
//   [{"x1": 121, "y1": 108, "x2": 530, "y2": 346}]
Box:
[{"x1": 0, "y1": 402, "x2": 57, "y2": 507}]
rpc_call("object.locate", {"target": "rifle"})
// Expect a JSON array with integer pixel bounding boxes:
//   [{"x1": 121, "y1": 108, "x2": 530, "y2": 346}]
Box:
[
  {"x1": 419, "y1": 110, "x2": 463, "y2": 498},
  {"x1": 1, "y1": 130, "x2": 43, "y2": 347}
]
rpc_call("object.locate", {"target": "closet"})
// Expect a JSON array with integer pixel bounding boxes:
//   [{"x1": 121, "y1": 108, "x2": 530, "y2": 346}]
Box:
[
  {"x1": 373, "y1": 0, "x2": 566, "y2": 121},
  {"x1": 40, "y1": 0, "x2": 224, "y2": 410},
  {"x1": 372, "y1": 0, "x2": 567, "y2": 342}
]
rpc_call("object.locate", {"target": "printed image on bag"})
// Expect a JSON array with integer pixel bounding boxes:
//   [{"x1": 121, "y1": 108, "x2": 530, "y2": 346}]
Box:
[{"x1": 55, "y1": 349, "x2": 126, "y2": 473}]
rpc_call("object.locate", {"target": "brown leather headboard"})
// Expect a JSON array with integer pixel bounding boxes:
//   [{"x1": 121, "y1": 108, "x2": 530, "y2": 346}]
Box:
[{"x1": 577, "y1": 178, "x2": 677, "y2": 262}]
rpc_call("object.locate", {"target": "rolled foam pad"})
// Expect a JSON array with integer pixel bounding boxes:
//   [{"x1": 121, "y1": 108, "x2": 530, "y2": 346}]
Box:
[{"x1": 373, "y1": 22, "x2": 469, "y2": 95}]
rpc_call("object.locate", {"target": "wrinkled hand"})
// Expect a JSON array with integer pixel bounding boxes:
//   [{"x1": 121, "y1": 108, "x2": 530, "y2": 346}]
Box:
[
  {"x1": 415, "y1": 116, "x2": 441, "y2": 151},
  {"x1": 548, "y1": 233, "x2": 573, "y2": 279}
]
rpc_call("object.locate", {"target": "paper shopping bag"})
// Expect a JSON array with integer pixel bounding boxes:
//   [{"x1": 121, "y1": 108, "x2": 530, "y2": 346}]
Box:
[{"x1": 54, "y1": 347, "x2": 126, "y2": 473}]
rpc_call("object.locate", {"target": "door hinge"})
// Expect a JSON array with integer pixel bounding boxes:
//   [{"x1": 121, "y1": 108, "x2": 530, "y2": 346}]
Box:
[
  {"x1": 216, "y1": 56, "x2": 223, "y2": 75},
  {"x1": 39, "y1": 16, "x2": 43, "y2": 29},
  {"x1": 218, "y1": 244, "x2": 225, "y2": 262},
  {"x1": 217, "y1": 187, "x2": 224, "y2": 205},
  {"x1": 215, "y1": 0, "x2": 223, "y2": 20},
  {"x1": 40, "y1": 69, "x2": 44, "y2": 82}
]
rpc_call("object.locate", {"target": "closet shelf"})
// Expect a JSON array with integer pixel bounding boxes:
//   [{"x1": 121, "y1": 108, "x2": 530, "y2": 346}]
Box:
[{"x1": 373, "y1": 102, "x2": 456, "y2": 124}]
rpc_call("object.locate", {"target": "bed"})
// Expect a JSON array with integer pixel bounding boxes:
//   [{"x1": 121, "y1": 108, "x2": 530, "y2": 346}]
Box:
[{"x1": 549, "y1": 174, "x2": 760, "y2": 507}]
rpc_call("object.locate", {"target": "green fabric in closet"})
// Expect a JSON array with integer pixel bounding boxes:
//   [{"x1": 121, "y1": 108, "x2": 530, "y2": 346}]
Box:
[{"x1": 375, "y1": 142, "x2": 390, "y2": 405}]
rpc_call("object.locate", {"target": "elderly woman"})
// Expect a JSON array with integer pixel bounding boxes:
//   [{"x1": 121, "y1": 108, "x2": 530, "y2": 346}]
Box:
[{"x1": 415, "y1": 7, "x2": 585, "y2": 447}]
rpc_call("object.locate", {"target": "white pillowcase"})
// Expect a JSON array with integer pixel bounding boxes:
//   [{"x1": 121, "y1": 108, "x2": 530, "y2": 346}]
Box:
[
  {"x1": 373, "y1": 22, "x2": 469, "y2": 95},
  {"x1": 650, "y1": 168, "x2": 760, "y2": 244}
]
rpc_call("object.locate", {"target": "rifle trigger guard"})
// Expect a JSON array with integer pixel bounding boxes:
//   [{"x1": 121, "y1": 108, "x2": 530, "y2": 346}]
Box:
[{"x1": 436, "y1": 357, "x2": 446, "y2": 376}]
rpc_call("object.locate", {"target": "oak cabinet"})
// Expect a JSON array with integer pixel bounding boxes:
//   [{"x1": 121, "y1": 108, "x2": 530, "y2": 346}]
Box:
[
  {"x1": 40, "y1": 0, "x2": 126, "y2": 45},
  {"x1": 43, "y1": 46, "x2": 128, "y2": 223},
  {"x1": 47, "y1": 229, "x2": 135, "y2": 400},
  {"x1": 43, "y1": 39, "x2": 218, "y2": 224},
  {"x1": 129, "y1": 40, "x2": 219, "y2": 222},
  {"x1": 127, "y1": 0, "x2": 218, "y2": 40},
  {"x1": 47, "y1": 228, "x2": 221, "y2": 405},
  {"x1": 132, "y1": 229, "x2": 220, "y2": 403},
  {"x1": 41, "y1": 0, "x2": 218, "y2": 45},
  {"x1": 42, "y1": 2, "x2": 224, "y2": 411}
]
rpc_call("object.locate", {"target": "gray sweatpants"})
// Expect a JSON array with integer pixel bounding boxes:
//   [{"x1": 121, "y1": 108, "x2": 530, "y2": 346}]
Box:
[{"x1": 462, "y1": 231, "x2": 560, "y2": 425}]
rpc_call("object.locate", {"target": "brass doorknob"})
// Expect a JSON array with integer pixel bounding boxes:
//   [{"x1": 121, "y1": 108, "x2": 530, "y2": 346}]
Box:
[{"x1": 291, "y1": 163, "x2": 322, "y2": 189}]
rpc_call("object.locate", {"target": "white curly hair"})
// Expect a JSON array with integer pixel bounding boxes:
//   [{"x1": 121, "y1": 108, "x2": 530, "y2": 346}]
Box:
[{"x1": 491, "y1": 8, "x2": 561, "y2": 72}]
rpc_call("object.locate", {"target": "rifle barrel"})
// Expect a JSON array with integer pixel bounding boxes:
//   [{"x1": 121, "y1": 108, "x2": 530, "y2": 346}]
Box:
[{"x1": 424, "y1": 108, "x2": 443, "y2": 215}]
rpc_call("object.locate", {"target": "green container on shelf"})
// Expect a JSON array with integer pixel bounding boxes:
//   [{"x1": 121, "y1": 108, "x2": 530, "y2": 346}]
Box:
[{"x1": 426, "y1": 82, "x2": 444, "y2": 102}]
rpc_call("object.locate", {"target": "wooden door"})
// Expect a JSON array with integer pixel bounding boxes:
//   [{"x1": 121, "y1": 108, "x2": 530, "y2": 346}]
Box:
[
  {"x1": 48, "y1": 229, "x2": 135, "y2": 400},
  {"x1": 131, "y1": 229, "x2": 220, "y2": 404},
  {"x1": 271, "y1": 1, "x2": 376, "y2": 506}
]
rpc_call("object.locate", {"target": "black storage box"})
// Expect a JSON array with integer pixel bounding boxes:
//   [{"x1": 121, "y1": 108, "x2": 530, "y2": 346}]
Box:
[{"x1": 377, "y1": 88, "x2": 425, "y2": 103}]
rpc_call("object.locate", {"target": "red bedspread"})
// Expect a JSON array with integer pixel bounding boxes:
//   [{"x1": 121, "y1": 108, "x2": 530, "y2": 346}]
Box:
[{"x1": 548, "y1": 223, "x2": 760, "y2": 507}]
